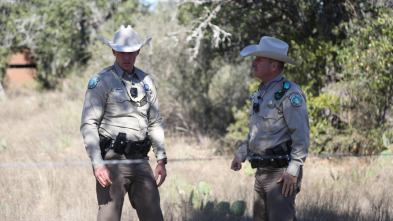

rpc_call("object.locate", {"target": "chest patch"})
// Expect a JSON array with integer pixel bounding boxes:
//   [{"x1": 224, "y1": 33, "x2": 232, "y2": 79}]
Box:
[
  {"x1": 88, "y1": 76, "x2": 99, "y2": 89},
  {"x1": 289, "y1": 92, "x2": 302, "y2": 107}
]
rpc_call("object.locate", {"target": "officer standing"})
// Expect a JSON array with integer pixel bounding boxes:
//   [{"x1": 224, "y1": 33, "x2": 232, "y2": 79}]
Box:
[
  {"x1": 80, "y1": 25, "x2": 167, "y2": 221},
  {"x1": 230, "y1": 36, "x2": 309, "y2": 221}
]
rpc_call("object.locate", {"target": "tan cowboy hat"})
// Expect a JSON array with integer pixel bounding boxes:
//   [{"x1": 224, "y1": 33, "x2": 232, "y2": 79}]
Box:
[
  {"x1": 241, "y1": 36, "x2": 299, "y2": 66},
  {"x1": 100, "y1": 25, "x2": 152, "y2": 52}
]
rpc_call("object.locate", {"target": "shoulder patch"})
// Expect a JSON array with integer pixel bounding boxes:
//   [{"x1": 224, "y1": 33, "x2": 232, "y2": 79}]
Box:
[
  {"x1": 289, "y1": 92, "x2": 302, "y2": 107},
  {"x1": 88, "y1": 76, "x2": 100, "y2": 89}
]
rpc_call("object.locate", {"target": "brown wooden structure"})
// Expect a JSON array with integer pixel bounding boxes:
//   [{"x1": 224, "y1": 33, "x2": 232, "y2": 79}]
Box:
[{"x1": 5, "y1": 49, "x2": 37, "y2": 89}]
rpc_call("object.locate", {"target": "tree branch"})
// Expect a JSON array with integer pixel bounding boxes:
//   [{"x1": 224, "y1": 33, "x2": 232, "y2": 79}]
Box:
[{"x1": 183, "y1": 1, "x2": 232, "y2": 61}]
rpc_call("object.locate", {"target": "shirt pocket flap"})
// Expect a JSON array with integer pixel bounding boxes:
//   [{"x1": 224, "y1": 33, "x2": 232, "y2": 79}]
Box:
[
  {"x1": 258, "y1": 106, "x2": 280, "y2": 119},
  {"x1": 256, "y1": 107, "x2": 284, "y2": 133},
  {"x1": 108, "y1": 91, "x2": 129, "y2": 103}
]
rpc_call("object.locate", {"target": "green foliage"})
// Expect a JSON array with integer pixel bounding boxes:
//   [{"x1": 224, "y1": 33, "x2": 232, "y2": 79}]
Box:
[
  {"x1": 337, "y1": 7, "x2": 393, "y2": 127},
  {"x1": 382, "y1": 131, "x2": 393, "y2": 149},
  {"x1": 172, "y1": 175, "x2": 197, "y2": 208},
  {"x1": 224, "y1": 105, "x2": 250, "y2": 151},
  {"x1": 214, "y1": 201, "x2": 230, "y2": 214},
  {"x1": 177, "y1": 3, "x2": 205, "y2": 25},
  {"x1": 169, "y1": 174, "x2": 247, "y2": 216},
  {"x1": 244, "y1": 162, "x2": 255, "y2": 176},
  {"x1": 198, "y1": 181, "x2": 212, "y2": 196},
  {"x1": 167, "y1": 0, "x2": 380, "y2": 138},
  {"x1": 229, "y1": 200, "x2": 247, "y2": 216},
  {"x1": 2, "y1": 0, "x2": 390, "y2": 156},
  {"x1": 0, "y1": 139, "x2": 7, "y2": 153},
  {"x1": 0, "y1": 0, "x2": 143, "y2": 88},
  {"x1": 379, "y1": 144, "x2": 393, "y2": 167},
  {"x1": 333, "y1": 7, "x2": 393, "y2": 153},
  {"x1": 170, "y1": 174, "x2": 208, "y2": 209},
  {"x1": 1, "y1": 139, "x2": 7, "y2": 148},
  {"x1": 224, "y1": 81, "x2": 258, "y2": 151},
  {"x1": 178, "y1": 0, "x2": 361, "y2": 148},
  {"x1": 203, "y1": 200, "x2": 215, "y2": 212},
  {"x1": 288, "y1": 37, "x2": 339, "y2": 95},
  {"x1": 205, "y1": 61, "x2": 250, "y2": 133},
  {"x1": 306, "y1": 88, "x2": 350, "y2": 153},
  {"x1": 167, "y1": 53, "x2": 250, "y2": 135},
  {"x1": 222, "y1": 4, "x2": 393, "y2": 155}
]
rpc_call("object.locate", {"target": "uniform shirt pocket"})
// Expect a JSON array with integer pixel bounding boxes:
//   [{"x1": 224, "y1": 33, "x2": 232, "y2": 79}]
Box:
[
  {"x1": 108, "y1": 90, "x2": 129, "y2": 103},
  {"x1": 256, "y1": 106, "x2": 284, "y2": 133},
  {"x1": 105, "y1": 91, "x2": 132, "y2": 116}
]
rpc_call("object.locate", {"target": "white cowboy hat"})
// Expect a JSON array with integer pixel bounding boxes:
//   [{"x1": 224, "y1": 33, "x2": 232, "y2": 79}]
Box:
[
  {"x1": 240, "y1": 36, "x2": 299, "y2": 66},
  {"x1": 100, "y1": 25, "x2": 152, "y2": 52}
]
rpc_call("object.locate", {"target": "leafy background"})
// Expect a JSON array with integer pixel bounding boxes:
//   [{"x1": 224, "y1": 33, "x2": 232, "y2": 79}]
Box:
[
  {"x1": 1, "y1": 1, "x2": 393, "y2": 220},
  {"x1": 1, "y1": 0, "x2": 392, "y2": 154}
]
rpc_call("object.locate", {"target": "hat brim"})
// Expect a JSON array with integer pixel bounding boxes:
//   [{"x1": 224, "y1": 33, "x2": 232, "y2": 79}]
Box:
[
  {"x1": 100, "y1": 37, "x2": 152, "y2": 52},
  {"x1": 241, "y1": 45, "x2": 299, "y2": 66}
]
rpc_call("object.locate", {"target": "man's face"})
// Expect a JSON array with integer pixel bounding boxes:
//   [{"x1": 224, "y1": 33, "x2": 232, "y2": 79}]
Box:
[
  {"x1": 252, "y1": 56, "x2": 276, "y2": 81},
  {"x1": 112, "y1": 49, "x2": 140, "y2": 74}
]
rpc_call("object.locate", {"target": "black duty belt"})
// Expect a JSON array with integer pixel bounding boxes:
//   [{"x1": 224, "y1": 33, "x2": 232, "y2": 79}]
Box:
[
  {"x1": 249, "y1": 142, "x2": 292, "y2": 168},
  {"x1": 99, "y1": 133, "x2": 152, "y2": 159},
  {"x1": 250, "y1": 155, "x2": 290, "y2": 168}
]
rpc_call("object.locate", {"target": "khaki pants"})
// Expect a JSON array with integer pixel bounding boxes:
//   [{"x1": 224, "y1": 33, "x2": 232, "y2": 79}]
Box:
[
  {"x1": 253, "y1": 167, "x2": 302, "y2": 221},
  {"x1": 96, "y1": 150, "x2": 163, "y2": 221}
]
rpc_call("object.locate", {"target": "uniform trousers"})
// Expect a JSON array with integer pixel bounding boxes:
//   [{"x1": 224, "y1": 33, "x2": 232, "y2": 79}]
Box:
[
  {"x1": 96, "y1": 150, "x2": 163, "y2": 221},
  {"x1": 253, "y1": 167, "x2": 300, "y2": 221}
]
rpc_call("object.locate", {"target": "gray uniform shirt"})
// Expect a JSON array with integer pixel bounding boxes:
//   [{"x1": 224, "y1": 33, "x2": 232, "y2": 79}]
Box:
[
  {"x1": 80, "y1": 62, "x2": 166, "y2": 170},
  {"x1": 235, "y1": 73, "x2": 309, "y2": 177}
]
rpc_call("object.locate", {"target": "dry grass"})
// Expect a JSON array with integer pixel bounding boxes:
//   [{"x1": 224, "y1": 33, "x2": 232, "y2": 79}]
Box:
[{"x1": 0, "y1": 88, "x2": 392, "y2": 221}]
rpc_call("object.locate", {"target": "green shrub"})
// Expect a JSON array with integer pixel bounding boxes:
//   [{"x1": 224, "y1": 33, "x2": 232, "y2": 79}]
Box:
[
  {"x1": 215, "y1": 201, "x2": 230, "y2": 214},
  {"x1": 229, "y1": 200, "x2": 247, "y2": 216}
]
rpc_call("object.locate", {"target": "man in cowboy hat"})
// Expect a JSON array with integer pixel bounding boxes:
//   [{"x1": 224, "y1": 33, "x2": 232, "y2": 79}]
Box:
[
  {"x1": 80, "y1": 25, "x2": 167, "y2": 221},
  {"x1": 231, "y1": 36, "x2": 309, "y2": 220}
]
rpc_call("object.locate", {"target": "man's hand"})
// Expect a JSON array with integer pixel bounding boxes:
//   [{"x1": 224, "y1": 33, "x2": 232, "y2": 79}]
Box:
[
  {"x1": 277, "y1": 171, "x2": 297, "y2": 197},
  {"x1": 231, "y1": 156, "x2": 243, "y2": 171},
  {"x1": 95, "y1": 166, "x2": 112, "y2": 187},
  {"x1": 155, "y1": 161, "x2": 167, "y2": 187}
]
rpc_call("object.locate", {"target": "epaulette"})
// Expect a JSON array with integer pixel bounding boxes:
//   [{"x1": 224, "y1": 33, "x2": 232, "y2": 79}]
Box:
[{"x1": 100, "y1": 65, "x2": 114, "y2": 75}]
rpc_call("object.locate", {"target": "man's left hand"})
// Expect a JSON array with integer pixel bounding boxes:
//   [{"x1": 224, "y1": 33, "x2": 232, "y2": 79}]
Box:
[
  {"x1": 155, "y1": 161, "x2": 167, "y2": 187},
  {"x1": 277, "y1": 172, "x2": 297, "y2": 197}
]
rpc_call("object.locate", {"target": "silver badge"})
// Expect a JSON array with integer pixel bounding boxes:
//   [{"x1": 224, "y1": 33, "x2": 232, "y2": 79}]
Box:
[{"x1": 130, "y1": 83, "x2": 147, "y2": 107}]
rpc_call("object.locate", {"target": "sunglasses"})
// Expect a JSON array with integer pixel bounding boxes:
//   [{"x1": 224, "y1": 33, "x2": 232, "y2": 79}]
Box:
[{"x1": 275, "y1": 81, "x2": 291, "y2": 100}]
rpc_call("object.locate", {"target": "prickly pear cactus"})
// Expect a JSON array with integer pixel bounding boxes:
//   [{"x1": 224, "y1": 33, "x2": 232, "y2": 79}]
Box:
[
  {"x1": 198, "y1": 181, "x2": 212, "y2": 195},
  {"x1": 185, "y1": 185, "x2": 200, "y2": 209},
  {"x1": 203, "y1": 200, "x2": 215, "y2": 212},
  {"x1": 230, "y1": 200, "x2": 247, "y2": 216},
  {"x1": 215, "y1": 201, "x2": 230, "y2": 214}
]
